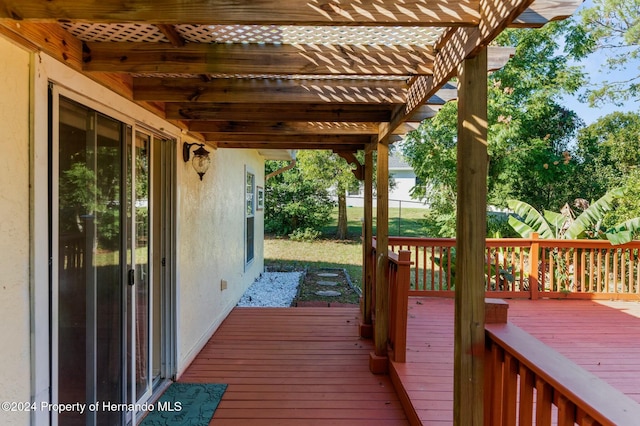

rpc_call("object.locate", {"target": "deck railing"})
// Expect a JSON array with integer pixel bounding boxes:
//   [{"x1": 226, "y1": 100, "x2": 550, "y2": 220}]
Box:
[
  {"x1": 383, "y1": 236, "x2": 640, "y2": 300},
  {"x1": 371, "y1": 240, "x2": 412, "y2": 363},
  {"x1": 485, "y1": 322, "x2": 640, "y2": 425}
]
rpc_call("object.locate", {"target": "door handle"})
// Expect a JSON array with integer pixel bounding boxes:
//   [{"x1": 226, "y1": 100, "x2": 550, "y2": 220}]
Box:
[{"x1": 128, "y1": 269, "x2": 135, "y2": 286}]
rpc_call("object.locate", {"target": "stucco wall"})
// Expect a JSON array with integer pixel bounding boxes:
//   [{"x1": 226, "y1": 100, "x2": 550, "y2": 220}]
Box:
[
  {"x1": 177, "y1": 147, "x2": 265, "y2": 373},
  {"x1": 0, "y1": 36, "x2": 32, "y2": 425}
]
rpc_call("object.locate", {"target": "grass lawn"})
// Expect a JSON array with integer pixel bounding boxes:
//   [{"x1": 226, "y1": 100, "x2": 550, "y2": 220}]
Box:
[
  {"x1": 265, "y1": 238, "x2": 363, "y2": 289},
  {"x1": 320, "y1": 205, "x2": 428, "y2": 239},
  {"x1": 265, "y1": 206, "x2": 429, "y2": 289}
]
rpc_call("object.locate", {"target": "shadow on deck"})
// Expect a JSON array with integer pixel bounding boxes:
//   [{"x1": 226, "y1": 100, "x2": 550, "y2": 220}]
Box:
[{"x1": 180, "y1": 307, "x2": 409, "y2": 425}]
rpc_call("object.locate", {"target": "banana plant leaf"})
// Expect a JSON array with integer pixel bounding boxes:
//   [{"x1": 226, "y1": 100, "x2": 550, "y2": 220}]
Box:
[
  {"x1": 605, "y1": 217, "x2": 640, "y2": 245},
  {"x1": 543, "y1": 210, "x2": 567, "y2": 237},
  {"x1": 507, "y1": 200, "x2": 555, "y2": 239},
  {"x1": 565, "y1": 188, "x2": 624, "y2": 239}
]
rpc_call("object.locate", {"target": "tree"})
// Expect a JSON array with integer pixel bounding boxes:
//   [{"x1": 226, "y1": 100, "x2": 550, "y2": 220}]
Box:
[
  {"x1": 296, "y1": 150, "x2": 360, "y2": 240},
  {"x1": 264, "y1": 160, "x2": 334, "y2": 236},
  {"x1": 402, "y1": 22, "x2": 587, "y2": 237},
  {"x1": 579, "y1": 0, "x2": 640, "y2": 105},
  {"x1": 575, "y1": 111, "x2": 640, "y2": 199}
]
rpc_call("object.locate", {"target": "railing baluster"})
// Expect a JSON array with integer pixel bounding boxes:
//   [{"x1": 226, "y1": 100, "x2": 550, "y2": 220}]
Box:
[
  {"x1": 589, "y1": 250, "x2": 595, "y2": 292},
  {"x1": 535, "y1": 377, "x2": 553, "y2": 426},
  {"x1": 502, "y1": 353, "x2": 518, "y2": 424},
  {"x1": 557, "y1": 394, "x2": 577, "y2": 426},
  {"x1": 518, "y1": 364, "x2": 534, "y2": 426}
]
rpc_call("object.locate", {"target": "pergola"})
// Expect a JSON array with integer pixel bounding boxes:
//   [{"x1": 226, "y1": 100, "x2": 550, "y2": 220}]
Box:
[{"x1": 0, "y1": 1, "x2": 581, "y2": 424}]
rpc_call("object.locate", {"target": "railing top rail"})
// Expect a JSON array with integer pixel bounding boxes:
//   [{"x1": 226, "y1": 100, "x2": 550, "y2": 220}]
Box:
[
  {"x1": 372, "y1": 239, "x2": 409, "y2": 265},
  {"x1": 382, "y1": 236, "x2": 640, "y2": 250},
  {"x1": 388, "y1": 250, "x2": 412, "y2": 266},
  {"x1": 486, "y1": 322, "x2": 640, "y2": 425},
  {"x1": 536, "y1": 239, "x2": 640, "y2": 249}
]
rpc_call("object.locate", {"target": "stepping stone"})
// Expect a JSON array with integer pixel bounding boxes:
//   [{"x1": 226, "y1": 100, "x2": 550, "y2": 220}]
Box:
[
  {"x1": 317, "y1": 273, "x2": 339, "y2": 278},
  {"x1": 318, "y1": 281, "x2": 338, "y2": 286},
  {"x1": 315, "y1": 290, "x2": 341, "y2": 297}
]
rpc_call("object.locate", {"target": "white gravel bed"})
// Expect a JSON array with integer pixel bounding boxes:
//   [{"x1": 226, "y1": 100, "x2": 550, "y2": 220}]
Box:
[{"x1": 236, "y1": 271, "x2": 303, "y2": 307}]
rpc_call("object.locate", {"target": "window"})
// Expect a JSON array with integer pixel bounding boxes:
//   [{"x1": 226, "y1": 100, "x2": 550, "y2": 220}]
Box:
[{"x1": 245, "y1": 170, "x2": 255, "y2": 264}]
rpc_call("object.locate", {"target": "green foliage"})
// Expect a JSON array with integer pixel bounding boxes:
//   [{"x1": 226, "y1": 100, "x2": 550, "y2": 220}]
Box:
[
  {"x1": 507, "y1": 188, "x2": 640, "y2": 244},
  {"x1": 575, "y1": 112, "x2": 640, "y2": 200},
  {"x1": 579, "y1": 0, "x2": 640, "y2": 105},
  {"x1": 264, "y1": 160, "x2": 334, "y2": 236},
  {"x1": 403, "y1": 23, "x2": 586, "y2": 231},
  {"x1": 297, "y1": 150, "x2": 362, "y2": 239},
  {"x1": 288, "y1": 227, "x2": 322, "y2": 242}
]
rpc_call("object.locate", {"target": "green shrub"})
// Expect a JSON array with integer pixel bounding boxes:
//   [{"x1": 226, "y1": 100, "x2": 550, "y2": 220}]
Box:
[{"x1": 289, "y1": 227, "x2": 322, "y2": 242}]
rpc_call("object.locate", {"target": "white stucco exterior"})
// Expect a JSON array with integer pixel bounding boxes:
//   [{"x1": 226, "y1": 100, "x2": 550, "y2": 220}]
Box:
[
  {"x1": 0, "y1": 36, "x2": 31, "y2": 426},
  {"x1": 176, "y1": 148, "x2": 265, "y2": 374},
  {"x1": 0, "y1": 33, "x2": 270, "y2": 425}
]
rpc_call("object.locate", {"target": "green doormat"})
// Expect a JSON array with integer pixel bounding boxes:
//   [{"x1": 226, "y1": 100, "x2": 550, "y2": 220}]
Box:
[{"x1": 140, "y1": 383, "x2": 227, "y2": 426}]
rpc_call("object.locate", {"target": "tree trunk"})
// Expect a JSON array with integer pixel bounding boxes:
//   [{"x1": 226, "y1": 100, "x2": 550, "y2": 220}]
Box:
[{"x1": 337, "y1": 189, "x2": 348, "y2": 239}]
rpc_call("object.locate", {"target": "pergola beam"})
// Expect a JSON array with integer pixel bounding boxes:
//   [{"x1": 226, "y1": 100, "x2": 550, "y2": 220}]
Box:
[
  {"x1": 201, "y1": 134, "x2": 370, "y2": 144},
  {"x1": 189, "y1": 121, "x2": 379, "y2": 135},
  {"x1": 217, "y1": 142, "x2": 365, "y2": 150},
  {"x1": 83, "y1": 42, "x2": 435, "y2": 76},
  {"x1": 133, "y1": 77, "x2": 408, "y2": 104},
  {"x1": 0, "y1": 0, "x2": 481, "y2": 26},
  {"x1": 166, "y1": 102, "x2": 441, "y2": 123},
  {"x1": 166, "y1": 103, "x2": 396, "y2": 122}
]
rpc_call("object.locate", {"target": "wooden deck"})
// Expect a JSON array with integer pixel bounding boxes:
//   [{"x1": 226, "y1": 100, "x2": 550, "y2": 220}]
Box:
[
  {"x1": 391, "y1": 297, "x2": 640, "y2": 425},
  {"x1": 179, "y1": 307, "x2": 409, "y2": 425},
  {"x1": 178, "y1": 299, "x2": 640, "y2": 425}
]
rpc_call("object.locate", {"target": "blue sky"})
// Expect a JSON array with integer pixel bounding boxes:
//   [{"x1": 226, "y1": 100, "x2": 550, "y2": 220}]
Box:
[{"x1": 560, "y1": 0, "x2": 640, "y2": 125}]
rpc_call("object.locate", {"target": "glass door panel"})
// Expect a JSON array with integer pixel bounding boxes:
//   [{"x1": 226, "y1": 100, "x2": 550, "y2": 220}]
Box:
[
  {"x1": 133, "y1": 131, "x2": 151, "y2": 403},
  {"x1": 57, "y1": 97, "x2": 123, "y2": 425}
]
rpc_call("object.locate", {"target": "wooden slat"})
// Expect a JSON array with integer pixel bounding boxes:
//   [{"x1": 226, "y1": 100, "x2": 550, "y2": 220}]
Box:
[
  {"x1": 156, "y1": 24, "x2": 184, "y2": 47},
  {"x1": 133, "y1": 77, "x2": 408, "y2": 104},
  {"x1": 83, "y1": 42, "x2": 435, "y2": 75},
  {"x1": 0, "y1": 0, "x2": 481, "y2": 26}
]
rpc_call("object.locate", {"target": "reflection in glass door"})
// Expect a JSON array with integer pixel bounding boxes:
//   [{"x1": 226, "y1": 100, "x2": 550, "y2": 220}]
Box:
[
  {"x1": 57, "y1": 97, "x2": 124, "y2": 425},
  {"x1": 54, "y1": 95, "x2": 162, "y2": 425}
]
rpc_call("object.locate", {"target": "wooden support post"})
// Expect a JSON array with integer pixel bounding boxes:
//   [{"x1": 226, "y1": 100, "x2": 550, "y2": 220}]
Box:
[
  {"x1": 360, "y1": 149, "x2": 374, "y2": 338},
  {"x1": 370, "y1": 138, "x2": 389, "y2": 372},
  {"x1": 454, "y1": 47, "x2": 488, "y2": 426},
  {"x1": 392, "y1": 250, "x2": 412, "y2": 363},
  {"x1": 529, "y1": 233, "x2": 540, "y2": 300}
]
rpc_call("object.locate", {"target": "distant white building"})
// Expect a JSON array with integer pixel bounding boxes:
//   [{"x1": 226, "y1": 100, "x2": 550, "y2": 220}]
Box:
[{"x1": 346, "y1": 152, "x2": 429, "y2": 209}]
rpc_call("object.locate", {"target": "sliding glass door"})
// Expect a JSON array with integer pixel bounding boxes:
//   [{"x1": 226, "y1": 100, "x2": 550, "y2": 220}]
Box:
[{"x1": 53, "y1": 94, "x2": 166, "y2": 425}]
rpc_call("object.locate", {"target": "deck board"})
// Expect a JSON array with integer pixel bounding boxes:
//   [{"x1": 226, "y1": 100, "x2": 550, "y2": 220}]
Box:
[
  {"x1": 392, "y1": 297, "x2": 640, "y2": 425},
  {"x1": 179, "y1": 307, "x2": 409, "y2": 425}
]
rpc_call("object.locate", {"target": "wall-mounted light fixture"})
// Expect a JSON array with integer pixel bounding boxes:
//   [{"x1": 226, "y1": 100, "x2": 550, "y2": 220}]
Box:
[{"x1": 183, "y1": 142, "x2": 211, "y2": 181}]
